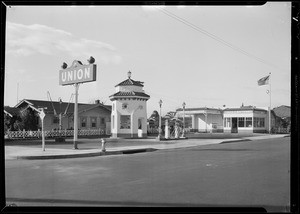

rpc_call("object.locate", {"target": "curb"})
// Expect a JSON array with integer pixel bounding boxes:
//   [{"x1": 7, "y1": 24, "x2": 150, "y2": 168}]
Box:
[
  {"x1": 220, "y1": 139, "x2": 252, "y2": 144},
  {"x1": 15, "y1": 148, "x2": 158, "y2": 160}
]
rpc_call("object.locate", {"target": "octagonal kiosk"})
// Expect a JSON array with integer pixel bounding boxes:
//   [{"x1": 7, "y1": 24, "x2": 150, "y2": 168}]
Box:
[{"x1": 109, "y1": 71, "x2": 150, "y2": 138}]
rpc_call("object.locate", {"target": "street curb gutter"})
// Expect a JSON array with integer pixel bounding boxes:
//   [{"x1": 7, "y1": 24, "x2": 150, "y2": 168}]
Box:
[
  {"x1": 220, "y1": 139, "x2": 252, "y2": 144},
  {"x1": 15, "y1": 148, "x2": 158, "y2": 160}
]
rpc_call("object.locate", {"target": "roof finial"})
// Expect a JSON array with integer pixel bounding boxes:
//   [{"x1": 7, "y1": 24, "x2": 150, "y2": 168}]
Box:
[{"x1": 128, "y1": 70, "x2": 132, "y2": 79}]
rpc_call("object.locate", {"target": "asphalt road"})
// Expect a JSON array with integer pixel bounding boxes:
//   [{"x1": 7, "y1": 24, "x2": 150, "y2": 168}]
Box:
[{"x1": 5, "y1": 137, "x2": 290, "y2": 212}]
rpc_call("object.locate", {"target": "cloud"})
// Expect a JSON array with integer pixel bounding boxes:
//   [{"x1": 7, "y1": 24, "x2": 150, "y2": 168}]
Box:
[{"x1": 6, "y1": 22, "x2": 122, "y2": 64}]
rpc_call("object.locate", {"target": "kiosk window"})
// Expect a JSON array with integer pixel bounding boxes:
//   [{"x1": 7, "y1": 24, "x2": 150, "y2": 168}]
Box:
[{"x1": 120, "y1": 115, "x2": 131, "y2": 129}]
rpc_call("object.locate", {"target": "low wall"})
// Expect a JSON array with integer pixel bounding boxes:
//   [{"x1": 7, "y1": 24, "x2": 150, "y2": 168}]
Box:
[{"x1": 111, "y1": 133, "x2": 148, "y2": 138}]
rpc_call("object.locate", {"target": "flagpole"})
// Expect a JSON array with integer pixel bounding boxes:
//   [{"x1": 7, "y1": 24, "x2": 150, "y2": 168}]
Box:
[{"x1": 269, "y1": 72, "x2": 271, "y2": 134}]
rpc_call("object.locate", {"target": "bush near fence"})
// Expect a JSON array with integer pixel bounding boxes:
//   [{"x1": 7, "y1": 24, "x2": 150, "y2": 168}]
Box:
[{"x1": 4, "y1": 129, "x2": 111, "y2": 139}]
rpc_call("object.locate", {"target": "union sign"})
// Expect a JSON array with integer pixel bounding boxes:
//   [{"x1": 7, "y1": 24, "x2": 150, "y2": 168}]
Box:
[{"x1": 59, "y1": 60, "x2": 97, "y2": 86}]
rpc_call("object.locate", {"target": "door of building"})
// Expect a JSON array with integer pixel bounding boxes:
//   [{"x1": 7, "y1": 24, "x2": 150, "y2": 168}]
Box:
[
  {"x1": 138, "y1": 118, "x2": 143, "y2": 138},
  {"x1": 231, "y1": 117, "x2": 238, "y2": 133}
]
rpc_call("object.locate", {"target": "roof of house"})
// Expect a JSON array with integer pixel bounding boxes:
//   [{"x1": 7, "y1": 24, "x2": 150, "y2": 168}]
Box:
[
  {"x1": 115, "y1": 78, "x2": 144, "y2": 87},
  {"x1": 14, "y1": 99, "x2": 111, "y2": 115},
  {"x1": 223, "y1": 106, "x2": 267, "y2": 112},
  {"x1": 273, "y1": 105, "x2": 290, "y2": 118},
  {"x1": 176, "y1": 107, "x2": 221, "y2": 112},
  {"x1": 4, "y1": 106, "x2": 21, "y2": 117},
  {"x1": 109, "y1": 91, "x2": 150, "y2": 98}
]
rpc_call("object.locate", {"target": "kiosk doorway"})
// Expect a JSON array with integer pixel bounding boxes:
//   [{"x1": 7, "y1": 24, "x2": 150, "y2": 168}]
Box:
[
  {"x1": 138, "y1": 118, "x2": 143, "y2": 138},
  {"x1": 231, "y1": 117, "x2": 238, "y2": 133}
]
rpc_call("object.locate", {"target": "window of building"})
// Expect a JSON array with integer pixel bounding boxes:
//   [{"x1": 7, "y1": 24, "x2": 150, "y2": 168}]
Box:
[
  {"x1": 101, "y1": 117, "x2": 105, "y2": 125},
  {"x1": 53, "y1": 116, "x2": 59, "y2": 124},
  {"x1": 246, "y1": 117, "x2": 252, "y2": 127},
  {"x1": 260, "y1": 118, "x2": 265, "y2": 127},
  {"x1": 254, "y1": 117, "x2": 265, "y2": 127},
  {"x1": 224, "y1": 118, "x2": 231, "y2": 127},
  {"x1": 120, "y1": 115, "x2": 131, "y2": 129},
  {"x1": 91, "y1": 117, "x2": 97, "y2": 128},
  {"x1": 122, "y1": 103, "x2": 128, "y2": 109},
  {"x1": 254, "y1": 118, "x2": 258, "y2": 127},
  {"x1": 238, "y1": 117, "x2": 245, "y2": 127},
  {"x1": 81, "y1": 117, "x2": 87, "y2": 128}
]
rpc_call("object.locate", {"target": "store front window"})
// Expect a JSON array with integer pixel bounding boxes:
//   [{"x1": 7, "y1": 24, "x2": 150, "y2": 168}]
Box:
[
  {"x1": 238, "y1": 117, "x2": 245, "y2": 127},
  {"x1": 254, "y1": 117, "x2": 265, "y2": 127},
  {"x1": 224, "y1": 118, "x2": 231, "y2": 127},
  {"x1": 246, "y1": 117, "x2": 252, "y2": 127}
]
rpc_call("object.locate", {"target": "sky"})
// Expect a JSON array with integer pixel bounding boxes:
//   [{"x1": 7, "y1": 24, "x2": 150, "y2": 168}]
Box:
[{"x1": 4, "y1": 2, "x2": 291, "y2": 117}]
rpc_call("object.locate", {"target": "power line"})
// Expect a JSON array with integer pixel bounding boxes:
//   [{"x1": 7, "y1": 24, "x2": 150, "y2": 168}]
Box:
[{"x1": 156, "y1": 7, "x2": 283, "y2": 71}]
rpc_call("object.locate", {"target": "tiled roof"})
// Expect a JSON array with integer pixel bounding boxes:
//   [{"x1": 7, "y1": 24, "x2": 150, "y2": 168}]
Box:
[
  {"x1": 15, "y1": 99, "x2": 111, "y2": 115},
  {"x1": 115, "y1": 78, "x2": 144, "y2": 87},
  {"x1": 110, "y1": 91, "x2": 150, "y2": 98},
  {"x1": 273, "y1": 105, "x2": 290, "y2": 118}
]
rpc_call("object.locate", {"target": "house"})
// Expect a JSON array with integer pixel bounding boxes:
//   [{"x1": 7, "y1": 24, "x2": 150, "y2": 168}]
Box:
[
  {"x1": 13, "y1": 99, "x2": 111, "y2": 131},
  {"x1": 223, "y1": 105, "x2": 276, "y2": 133},
  {"x1": 175, "y1": 107, "x2": 223, "y2": 133}
]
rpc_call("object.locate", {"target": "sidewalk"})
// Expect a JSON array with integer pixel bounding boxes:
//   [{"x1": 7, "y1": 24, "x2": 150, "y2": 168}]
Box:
[{"x1": 5, "y1": 134, "x2": 288, "y2": 160}]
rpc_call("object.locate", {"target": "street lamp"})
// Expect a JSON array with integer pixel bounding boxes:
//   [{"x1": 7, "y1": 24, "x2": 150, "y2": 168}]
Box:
[
  {"x1": 182, "y1": 102, "x2": 186, "y2": 138},
  {"x1": 157, "y1": 99, "x2": 163, "y2": 140},
  {"x1": 59, "y1": 98, "x2": 62, "y2": 133}
]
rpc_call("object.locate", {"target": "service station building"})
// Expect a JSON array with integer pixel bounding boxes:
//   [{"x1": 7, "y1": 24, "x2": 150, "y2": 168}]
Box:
[{"x1": 109, "y1": 71, "x2": 150, "y2": 138}]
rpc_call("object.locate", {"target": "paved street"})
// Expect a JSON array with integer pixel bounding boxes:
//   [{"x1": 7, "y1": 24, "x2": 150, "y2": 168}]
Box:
[{"x1": 5, "y1": 137, "x2": 290, "y2": 212}]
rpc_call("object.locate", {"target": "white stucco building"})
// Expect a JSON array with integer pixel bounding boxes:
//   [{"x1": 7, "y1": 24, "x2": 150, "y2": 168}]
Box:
[
  {"x1": 109, "y1": 71, "x2": 150, "y2": 138},
  {"x1": 223, "y1": 106, "x2": 276, "y2": 133},
  {"x1": 176, "y1": 107, "x2": 223, "y2": 133}
]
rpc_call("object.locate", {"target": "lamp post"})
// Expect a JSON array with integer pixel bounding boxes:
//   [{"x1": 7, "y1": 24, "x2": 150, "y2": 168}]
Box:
[
  {"x1": 182, "y1": 102, "x2": 186, "y2": 138},
  {"x1": 59, "y1": 98, "x2": 62, "y2": 134},
  {"x1": 157, "y1": 99, "x2": 163, "y2": 140}
]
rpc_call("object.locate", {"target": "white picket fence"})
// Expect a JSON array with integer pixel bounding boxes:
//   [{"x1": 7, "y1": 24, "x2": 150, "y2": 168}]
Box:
[{"x1": 4, "y1": 129, "x2": 111, "y2": 139}]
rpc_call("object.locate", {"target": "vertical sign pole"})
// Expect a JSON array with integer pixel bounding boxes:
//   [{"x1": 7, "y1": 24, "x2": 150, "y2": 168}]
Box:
[
  {"x1": 183, "y1": 106, "x2": 185, "y2": 137},
  {"x1": 42, "y1": 117, "x2": 45, "y2": 151},
  {"x1": 73, "y1": 83, "x2": 79, "y2": 149},
  {"x1": 38, "y1": 108, "x2": 46, "y2": 151},
  {"x1": 269, "y1": 72, "x2": 272, "y2": 134}
]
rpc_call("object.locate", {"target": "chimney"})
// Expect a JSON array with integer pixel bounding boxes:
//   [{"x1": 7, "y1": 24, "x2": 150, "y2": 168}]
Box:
[{"x1": 95, "y1": 100, "x2": 100, "y2": 104}]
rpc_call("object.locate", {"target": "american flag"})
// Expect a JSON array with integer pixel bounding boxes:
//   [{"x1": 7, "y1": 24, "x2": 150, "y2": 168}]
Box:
[{"x1": 257, "y1": 75, "x2": 270, "y2": 86}]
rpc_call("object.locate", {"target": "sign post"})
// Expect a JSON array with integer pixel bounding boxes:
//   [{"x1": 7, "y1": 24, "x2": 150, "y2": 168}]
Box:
[
  {"x1": 38, "y1": 108, "x2": 46, "y2": 151},
  {"x1": 59, "y1": 57, "x2": 96, "y2": 150},
  {"x1": 73, "y1": 83, "x2": 79, "y2": 149}
]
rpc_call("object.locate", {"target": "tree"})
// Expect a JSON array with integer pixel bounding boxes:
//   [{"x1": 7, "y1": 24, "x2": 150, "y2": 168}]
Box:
[
  {"x1": 149, "y1": 110, "x2": 159, "y2": 128},
  {"x1": 14, "y1": 108, "x2": 39, "y2": 131},
  {"x1": 4, "y1": 111, "x2": 22, "y2": 132}
]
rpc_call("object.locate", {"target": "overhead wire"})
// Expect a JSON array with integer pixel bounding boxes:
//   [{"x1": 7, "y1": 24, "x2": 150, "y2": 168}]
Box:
[{"x1": 156, "y1": 7, "x2": 283, "y2": 71}]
